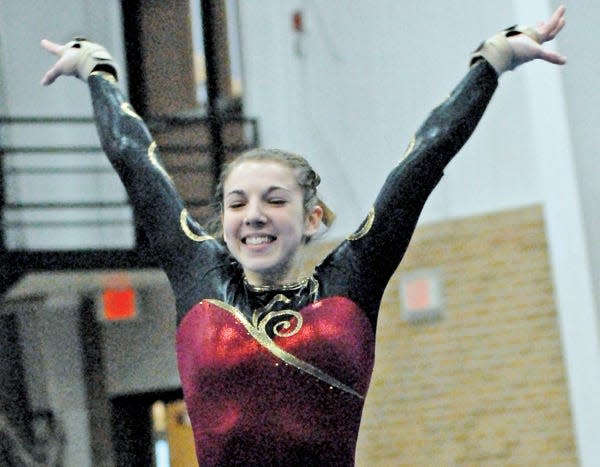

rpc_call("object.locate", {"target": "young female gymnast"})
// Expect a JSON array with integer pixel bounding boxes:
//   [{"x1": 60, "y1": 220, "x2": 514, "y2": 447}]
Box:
[{"x1": 41, "y1": 6, "x2": 566, "y2": 466}]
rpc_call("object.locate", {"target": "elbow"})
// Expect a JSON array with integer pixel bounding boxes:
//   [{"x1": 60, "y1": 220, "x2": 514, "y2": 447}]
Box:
[
  {"x1": 100, "y1": 135, "x2": 144, "y2": 165},
  {"x1": 417, "y1": 119, "x2": 462, "y2": 155},
  {"x1": 420, "y1": 125, "x2": 443, "y2": 145}
]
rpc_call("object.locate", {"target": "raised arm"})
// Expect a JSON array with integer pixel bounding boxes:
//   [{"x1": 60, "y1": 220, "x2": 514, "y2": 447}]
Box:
[
  {"x1": 41, "y1": 39, "x2": 229, "y2": 313},
  {"x1": 318, "y1": 7, "x2": 567, "y2": 327}
]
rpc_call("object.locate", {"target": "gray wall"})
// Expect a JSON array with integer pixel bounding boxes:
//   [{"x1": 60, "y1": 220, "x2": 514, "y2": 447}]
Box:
[
  {"x1": 10, "y1": 271, "x2": 178, "y2": 466},
  {"x1": 17, "y1": 295, "x2": 91, "y2": 466}
]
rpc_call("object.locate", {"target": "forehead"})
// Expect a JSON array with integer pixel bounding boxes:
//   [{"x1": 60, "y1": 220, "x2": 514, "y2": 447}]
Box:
[{"x1": 224, "y1": 160, "x2": 300, "y2": 193}]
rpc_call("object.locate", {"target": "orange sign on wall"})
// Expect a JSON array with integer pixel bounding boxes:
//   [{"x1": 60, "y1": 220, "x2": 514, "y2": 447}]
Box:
[{"x1": 102, "y1": 287, "x2": 137, "y2": 321}]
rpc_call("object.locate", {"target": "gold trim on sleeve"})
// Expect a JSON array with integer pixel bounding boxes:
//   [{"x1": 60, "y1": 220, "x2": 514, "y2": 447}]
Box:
[
  {"x1": 180, "y1": 209, "x2": 213, "y2": 242},
  {"x1": 120, "y1": 102, "x2": 142, "y2": 120},
  {"x1": 399, "y1": 136, "x2": 416, "y2": 163},
  {"x1": 147, "y1": 141, "x2": 174, "y2": 184},
  {"x1": 204, "y1": 298, "x2": 364, "y2": 399},
  {"x1": 348, "y1": 206, "x2": 375, "y2": 241}
]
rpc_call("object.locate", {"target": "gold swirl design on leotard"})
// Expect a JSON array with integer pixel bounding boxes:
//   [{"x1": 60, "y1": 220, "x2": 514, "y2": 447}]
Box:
[
  {"x1": 251, "y1": 294, "x2": 303, "y2": 337},
  {"x1": 258, "y1": 309, "x2": 303, "y2": 337},
  {"x1": 147, "y1": 141, "x2": 174, "y2": 184},
  {"x1": 347, "y1": 206, "x2": 375, "y2": 241},
  {"x1": 120, "y1": 102, "x2": 142, "y2": 120},
  {"x1": 204, "y1": 298, "x2": 364, "y2": 399},
  {"x1": 399, "y1": 135, "x2": 416, "y2": 163},
  {"x1": 180, "y1": 209, "x2": 213, "y2": 242}
]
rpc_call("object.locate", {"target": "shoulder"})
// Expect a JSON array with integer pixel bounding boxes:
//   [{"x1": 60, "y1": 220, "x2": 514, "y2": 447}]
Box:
[{"x1": 176, "y1": 258, "x2": 243, "y2": 318}]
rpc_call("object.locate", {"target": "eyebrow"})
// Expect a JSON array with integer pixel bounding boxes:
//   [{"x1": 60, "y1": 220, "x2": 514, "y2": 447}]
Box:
[{"x1": 224, "y1": 186, "x2": 292, "y2": 198}]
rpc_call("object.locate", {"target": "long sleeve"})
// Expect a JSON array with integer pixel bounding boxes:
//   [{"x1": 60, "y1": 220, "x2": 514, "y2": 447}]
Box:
[
  {"x1": 316, "y1": 60, "x2": 499, "y2": 328},
  {"x1": 88, "y1": 72, "x2": 231, "y2": 315}
]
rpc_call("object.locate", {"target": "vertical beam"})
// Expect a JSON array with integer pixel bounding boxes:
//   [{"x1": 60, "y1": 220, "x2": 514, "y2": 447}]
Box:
[
  {"x1": 0, "y1": 313, "x2": 31, "y2": 444},
  {"x1": 121, "y1": 0, "x2": 197, "y2": 116},
  {"x1": 79, "y1": 297, "x2": 115, "y2": 467},
  {"x1": 121, "y1": 0, "x2": 148, "y2": 116},
  {"x1": 200, "y1": 0, "x2": 233, "y2": 178},
  {"x1": 0, "y1": 148, "x2": 6, "y2": 251},
  {"x1": 200, "y1": 0, "x2": 233, "y2": 107},
  {"x1": 0, "y1": 148, "x2": 23, "y2": 292}
]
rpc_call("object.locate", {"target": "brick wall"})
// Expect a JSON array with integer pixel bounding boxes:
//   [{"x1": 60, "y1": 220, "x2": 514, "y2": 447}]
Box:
[{"x1": 309, "y1": 205, "x2": 577, "y2": 466}]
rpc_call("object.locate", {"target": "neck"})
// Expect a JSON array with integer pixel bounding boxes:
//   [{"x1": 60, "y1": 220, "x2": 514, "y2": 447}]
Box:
[
  {"x1": 244, "y1": 260, "x2": 306, "y2": 287},
  {"x1": 244, "y1": 270, "x2": 302, "y2": 288},
  {"x1": 243, "y1": 275, "x2": 310, "y2": 292}
]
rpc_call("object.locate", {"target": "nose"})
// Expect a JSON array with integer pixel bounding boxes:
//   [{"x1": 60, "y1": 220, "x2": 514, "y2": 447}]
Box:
[{"x1": 244, "y1": 200, "x2": 267, "y2": 227}]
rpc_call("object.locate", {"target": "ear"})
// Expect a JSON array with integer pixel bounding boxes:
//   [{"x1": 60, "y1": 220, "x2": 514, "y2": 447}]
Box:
[{"x1": 304, "y1": 204, "x2": 323, "y2": 237}]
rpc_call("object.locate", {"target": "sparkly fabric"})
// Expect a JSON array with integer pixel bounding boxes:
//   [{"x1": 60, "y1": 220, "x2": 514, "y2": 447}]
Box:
[
  {"x1": 176, "y1": 296, "x2": 374, "y2": 466},
  {"x1": 88, "y1": 60, "x2": 498, "y2": 466}
]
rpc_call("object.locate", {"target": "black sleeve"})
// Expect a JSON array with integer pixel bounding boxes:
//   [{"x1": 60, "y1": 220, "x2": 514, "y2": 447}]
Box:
[
  {"x1": 88, "y1": 72, "x2": 231, "y2": 315},
  {"x1": 316, "y1": 61, "x2": 499, "y2": 327}
]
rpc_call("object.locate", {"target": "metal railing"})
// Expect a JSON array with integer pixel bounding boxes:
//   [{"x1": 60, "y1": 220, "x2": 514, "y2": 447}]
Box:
[{"x1": 0, "y1": 113, "x2": 259, "y2": 286}]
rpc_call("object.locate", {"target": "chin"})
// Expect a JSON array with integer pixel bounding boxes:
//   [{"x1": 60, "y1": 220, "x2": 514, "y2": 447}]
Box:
[{"x1": 246, "y1": 266, "x2": 282, "y2": 282}]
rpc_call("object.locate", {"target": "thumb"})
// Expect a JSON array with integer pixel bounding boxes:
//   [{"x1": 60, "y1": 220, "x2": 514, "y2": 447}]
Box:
[
  {"x1": 41, "y1": 67, "x2": 60, "y2": 86},
  {"x1": 538, "y1": 48, "x2": 567, "y2": 65}
]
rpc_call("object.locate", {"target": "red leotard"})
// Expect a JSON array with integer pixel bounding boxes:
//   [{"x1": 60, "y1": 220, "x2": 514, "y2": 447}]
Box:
[{"x1": 88, "y1": 60, "x2": 498, "y2": 465}]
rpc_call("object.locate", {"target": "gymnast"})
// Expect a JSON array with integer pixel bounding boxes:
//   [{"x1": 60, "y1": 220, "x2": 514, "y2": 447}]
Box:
[{"x1": 41, "y1": 6, "x2": 566, "y2": 466}]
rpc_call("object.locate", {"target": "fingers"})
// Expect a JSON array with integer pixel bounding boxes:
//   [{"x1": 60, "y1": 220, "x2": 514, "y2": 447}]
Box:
[
  {"x1": 545, "y1": 10, "x2": 566, "y2": 41},
  {"x1": 40, "y1": 39, "x2": 62, "y2": 85},
  {"x1": 537, "y1": 5, "x2": 566, "y2": 43},
  {"x1": 40, "y1": 39, "x2": 64, "y2": 57},
  {"x1": 41, "y1": 66, "x2": 61, "y2": 86},
  {"x1": 40, "y1": 39, "x2": 74, "y2": 85},
  {"x1": 535, "y1": 5, "x2": 567, "y2": 65},
  {"x1": 549, "y1": 4, "x2": 567, "y2": 28}
]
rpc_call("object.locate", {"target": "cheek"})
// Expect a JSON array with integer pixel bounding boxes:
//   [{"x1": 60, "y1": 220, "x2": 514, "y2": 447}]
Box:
[
  {"x1": 278, "y1": 208, "x2": 305, "y2": 235},
  {"x1": 221, "y1": 213, "x2": 236, "y2": 243}
]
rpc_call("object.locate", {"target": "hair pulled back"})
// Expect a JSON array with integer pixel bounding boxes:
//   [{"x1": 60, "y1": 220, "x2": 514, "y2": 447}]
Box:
[{"x1": 209, "y1": 148, "x2": 334, "y2": 239}]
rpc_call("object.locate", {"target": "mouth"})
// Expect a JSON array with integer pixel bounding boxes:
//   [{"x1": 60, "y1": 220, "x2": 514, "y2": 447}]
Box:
[{"x1": 242, "y1": 235, "x2": 276, "y2": 245}]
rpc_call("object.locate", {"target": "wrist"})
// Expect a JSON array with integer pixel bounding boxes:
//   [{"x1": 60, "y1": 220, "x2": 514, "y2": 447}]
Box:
[
  {"x1": 67, "y1": 39, "x2": 118, "y2": 81},
  {"x1": 470, "y1": 25, "x2": 540, "y2": 75}
]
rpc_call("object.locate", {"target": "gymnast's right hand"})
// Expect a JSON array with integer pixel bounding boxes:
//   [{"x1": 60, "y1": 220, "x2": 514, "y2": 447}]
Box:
[{"x1": 40, "y1": 38, "x2": 117, "y2": 85}]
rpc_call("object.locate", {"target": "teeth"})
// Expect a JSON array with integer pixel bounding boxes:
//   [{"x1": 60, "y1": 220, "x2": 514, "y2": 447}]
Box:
[{"x1": 245, "y1": 236, "x2": 273, "y2": 245}]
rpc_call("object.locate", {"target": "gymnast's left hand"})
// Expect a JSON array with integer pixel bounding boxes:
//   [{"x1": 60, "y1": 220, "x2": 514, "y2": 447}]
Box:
[{"x1": 508, "y1": 5, "x2": 567, "y2": 68}]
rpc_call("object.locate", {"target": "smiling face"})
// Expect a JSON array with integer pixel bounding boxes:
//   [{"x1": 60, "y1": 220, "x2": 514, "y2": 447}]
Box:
[{"x1": 222, "y1": 160, "x2": 323, "y2": 285}]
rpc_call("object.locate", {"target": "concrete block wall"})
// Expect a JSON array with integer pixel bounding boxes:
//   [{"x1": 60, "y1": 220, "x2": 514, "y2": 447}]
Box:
[{"x1": 308, "y1": 204, "x2": 577, "y2": 465}]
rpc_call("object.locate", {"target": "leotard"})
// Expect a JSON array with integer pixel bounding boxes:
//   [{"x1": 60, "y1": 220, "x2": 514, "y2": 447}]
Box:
[{"x1": 89, "y1": 60, "x2": 497, "y2": 466}]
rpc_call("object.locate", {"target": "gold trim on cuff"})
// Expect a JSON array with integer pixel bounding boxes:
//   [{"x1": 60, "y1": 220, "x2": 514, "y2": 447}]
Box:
[{"x1": 91, "y1": 70, "x2": 117, "y2": 83}]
